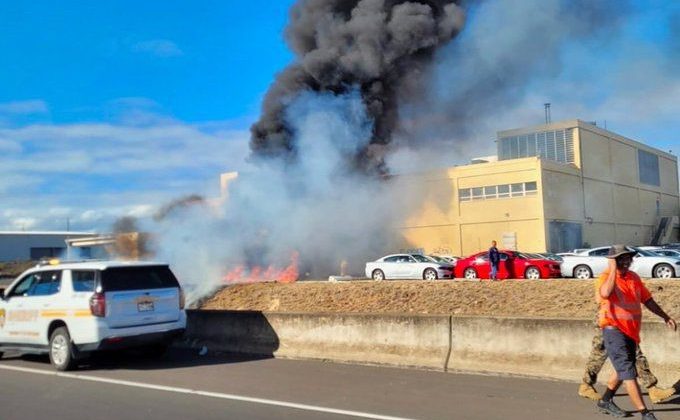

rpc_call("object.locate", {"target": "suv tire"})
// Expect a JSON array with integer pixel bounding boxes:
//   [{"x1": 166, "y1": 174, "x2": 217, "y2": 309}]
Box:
[{"x1": 49, "y1": 327, "x2": 77, "y2": 371}]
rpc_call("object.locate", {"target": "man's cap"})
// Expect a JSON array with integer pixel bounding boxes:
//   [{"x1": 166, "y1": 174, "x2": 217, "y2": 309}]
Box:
[{"x1": 607, "y1": 244, "x2": 637, "y2": 259}]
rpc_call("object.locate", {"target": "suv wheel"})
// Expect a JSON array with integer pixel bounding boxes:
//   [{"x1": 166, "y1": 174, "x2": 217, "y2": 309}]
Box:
[{"x1": 49, "y1": 327, "x2": 76, "y2": 371}]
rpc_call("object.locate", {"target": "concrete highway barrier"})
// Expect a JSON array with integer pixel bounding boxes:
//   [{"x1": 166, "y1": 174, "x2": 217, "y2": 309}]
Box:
[{"x1": 179, "y1": 310, "x2": 680, "y2": 385}]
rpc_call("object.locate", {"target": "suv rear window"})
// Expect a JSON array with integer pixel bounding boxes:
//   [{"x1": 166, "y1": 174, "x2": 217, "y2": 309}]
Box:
[{"x1": 100, "y1": 266, "x2": 179, "y2": 292}]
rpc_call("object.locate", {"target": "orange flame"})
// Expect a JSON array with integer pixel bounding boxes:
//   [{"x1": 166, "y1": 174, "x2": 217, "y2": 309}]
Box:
[{"x1": 222, "y1": 251, "x2": 299, "y2": 284}]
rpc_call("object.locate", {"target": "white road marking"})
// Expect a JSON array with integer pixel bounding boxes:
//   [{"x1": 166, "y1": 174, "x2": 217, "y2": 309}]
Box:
[{"x1": 0, "y1": 364, "x2": 415, "y2": 420}]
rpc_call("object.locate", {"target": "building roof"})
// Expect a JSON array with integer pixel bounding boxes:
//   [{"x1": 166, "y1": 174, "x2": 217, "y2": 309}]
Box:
[
  {"x1": 23, "y1": 260, "x2": 169, "y2": 273},
  {"x1": 0, "y1": 231, "x2": 94, "y2": 236},
  {"x1": 497, "y1": 119, "x2": 677, "y2": 161}
]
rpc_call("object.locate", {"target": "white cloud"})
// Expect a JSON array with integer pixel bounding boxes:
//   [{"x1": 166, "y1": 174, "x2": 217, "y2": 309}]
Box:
[
  {"x1": 0, "y1": 100, "x2": 49, "y2": 115},
  {"x1": 0, "y1": 101, "x2": 252, "y2": 231},
  {"x1": 0, "y1": 122, "x2": 250, "y2": 175},
  {"x1": 132, "y1": 39, "x2": 183, "y2": 57},
  {"x1": 9, "y1": 217, "x2": 38, "y2": 231}
]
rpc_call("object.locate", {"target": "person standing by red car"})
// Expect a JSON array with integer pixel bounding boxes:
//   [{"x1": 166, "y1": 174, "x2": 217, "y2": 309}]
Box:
[{"x1": 488, "y1": 240, "x2": 500, "y2": 280}]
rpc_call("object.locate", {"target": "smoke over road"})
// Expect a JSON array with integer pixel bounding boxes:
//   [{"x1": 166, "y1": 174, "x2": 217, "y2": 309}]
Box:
[{"x1": 250, "y1": 0, "x2": 466, "y2": 174}]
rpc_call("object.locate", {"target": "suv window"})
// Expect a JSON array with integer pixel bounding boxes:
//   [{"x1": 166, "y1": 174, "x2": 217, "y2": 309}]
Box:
[
  {"x1": 72, "y1": 270, "x2": 96, "y2": 292},
  {"x1": 101, "y1": 266, "x2": 179, "y2": 292},
  {"x1": 8, "y1": 274, "x2": 40, "y2": 297},
  {"x1": 28, "y1": 271, "x2": 61, "y2": 296},
  {"x1": 9, "y1": 271, "x2": 61, "y2": 298}
]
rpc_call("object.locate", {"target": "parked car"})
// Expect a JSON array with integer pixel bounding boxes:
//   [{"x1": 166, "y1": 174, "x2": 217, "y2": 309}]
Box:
[
  {"x1": 427, "y1": 255, "x2": 459, "y2": 266},
  {"x1": 637, "y1": 246, "x2": 661, "y2": 251},
  {"x1": 365, "y1": 254, "x2": 454, "y2": 281},
  {"x1": 431, "y1": 255, "x2": 460, "y2": 265},
  {"x1": 454, "y1": 251, "x2": 561, "y2": 280},
  {"x1": 653, "y1": 249, "x2": 680, "y2": 259},
  {"x1": 538, "y1": 252, "x2": 564, "y2": 262},
  {"x1": 0, "y1": 259, "x2": 186, "y2": 371},
  {"x1": 560, "y1": 246, "x2": 680, "y2": 279}
]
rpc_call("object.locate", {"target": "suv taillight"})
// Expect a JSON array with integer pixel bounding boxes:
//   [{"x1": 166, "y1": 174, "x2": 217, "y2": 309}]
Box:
[
  {"x1": 89, "y1": 292, "x2": 106, "y2": 317},
  {"x1": 179, "y1": 287, "x2": 185, "y2": 310}
]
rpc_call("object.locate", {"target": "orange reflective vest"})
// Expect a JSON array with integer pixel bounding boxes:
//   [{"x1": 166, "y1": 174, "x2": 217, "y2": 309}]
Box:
[{"x1": 596, "y1": 270, "x2": 651, "y2": 343}]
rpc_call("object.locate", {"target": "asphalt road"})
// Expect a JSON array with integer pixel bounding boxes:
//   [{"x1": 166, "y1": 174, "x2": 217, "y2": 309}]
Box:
[{"x1": 0, "y1": 349, "x2": 678, "y2": 420}]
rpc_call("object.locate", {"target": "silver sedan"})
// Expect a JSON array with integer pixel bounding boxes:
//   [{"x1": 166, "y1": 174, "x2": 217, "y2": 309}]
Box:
[
  {"x1": 560, "y1": 246, "x2": 680, "y2": 279},
  {"x1": 365, "y1": 254, "x2": 454, "y2": 280}
]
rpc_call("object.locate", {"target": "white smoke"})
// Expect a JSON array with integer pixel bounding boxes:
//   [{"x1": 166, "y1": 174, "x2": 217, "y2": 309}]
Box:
[{"x1": 154, "y1": 90, "x2": 421, "y2": 304}]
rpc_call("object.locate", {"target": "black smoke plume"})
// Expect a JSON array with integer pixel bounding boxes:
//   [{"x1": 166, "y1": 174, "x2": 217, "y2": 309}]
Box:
[{"x1": 250, "y1": 0, "x2": 466, "y2": 174}]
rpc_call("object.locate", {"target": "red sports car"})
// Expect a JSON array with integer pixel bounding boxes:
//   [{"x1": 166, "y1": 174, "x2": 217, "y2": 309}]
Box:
[{"x1": 454, "y1": 250, "x2": 562, "y2": 280}]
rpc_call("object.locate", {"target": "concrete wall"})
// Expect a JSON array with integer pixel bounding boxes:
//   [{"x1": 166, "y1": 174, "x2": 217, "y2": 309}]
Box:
[{"x1": 180, "y1": 311, "x2": 680, "y2": 386}]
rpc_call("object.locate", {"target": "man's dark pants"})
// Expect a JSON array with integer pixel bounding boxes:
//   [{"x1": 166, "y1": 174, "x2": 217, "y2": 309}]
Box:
[{"x1": 602, "y1": 326, "x2": 638, "y2": 381}]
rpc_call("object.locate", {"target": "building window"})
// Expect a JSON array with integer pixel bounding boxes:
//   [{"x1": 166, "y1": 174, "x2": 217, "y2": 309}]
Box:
[
  {"x1": 498, "y1": 184, "x2": 510, "y2": 198},
  {"x1": 484, "y1": 186, "x2": 497, "y2": 199},
  {"x1": 498, "y1": 128, "x2": 575, "y2": 164},
  {"x1": 525, "y1": 181, "x2": 538, "y2": 195},
  {"x1": 30, "y1": 247, "x2": 64, "y2": 260},
  {"x1": 459, "y1": 182, "x2": 538, "y2": 201},
  {"x1": 510, "y1": 183, "x2": 524, "y2": 197},
  {"x1": 471, "y1": 187, "x2": 484, "y2": 200},
  {"x1": 638, "y1": 149, "x2": 660, "y2": 186}
]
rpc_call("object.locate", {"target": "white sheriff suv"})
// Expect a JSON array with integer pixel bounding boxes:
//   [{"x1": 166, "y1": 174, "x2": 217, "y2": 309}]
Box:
[{"x1": 0, "y1": 260, "x2": 186, "y2": 371}]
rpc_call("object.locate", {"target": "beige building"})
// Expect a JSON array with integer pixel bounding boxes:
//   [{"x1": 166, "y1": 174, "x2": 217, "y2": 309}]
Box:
[{"x1": 400, "y1": 119, "x2": 680, "y2": 256}]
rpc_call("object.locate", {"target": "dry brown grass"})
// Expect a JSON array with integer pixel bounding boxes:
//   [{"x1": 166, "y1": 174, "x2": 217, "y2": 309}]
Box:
[{"x1": 201, "y1": 279, "x2": 680, "y2": 319}]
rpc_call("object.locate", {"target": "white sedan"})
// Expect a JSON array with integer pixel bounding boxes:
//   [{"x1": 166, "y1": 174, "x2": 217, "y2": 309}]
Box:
[
  {"x1": 365, "y1": 254, "x2": 454, "y2": 281},
  {"x1": 560, "y1": 246, "x2": 680, "y2": 279}
]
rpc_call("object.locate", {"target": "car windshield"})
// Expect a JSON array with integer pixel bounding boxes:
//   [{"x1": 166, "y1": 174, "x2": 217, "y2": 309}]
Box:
[
  {"x1": 411, "y1": 254, "x2": 431, "y2": 263},
  {"x1": 428, "y1": 255, "x2": 445, "y2": 262}
]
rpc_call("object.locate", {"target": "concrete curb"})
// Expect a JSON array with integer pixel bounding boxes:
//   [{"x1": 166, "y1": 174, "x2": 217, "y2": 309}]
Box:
[{"x1": 178, "y1": 310, "x2": 680, "y2": 385}]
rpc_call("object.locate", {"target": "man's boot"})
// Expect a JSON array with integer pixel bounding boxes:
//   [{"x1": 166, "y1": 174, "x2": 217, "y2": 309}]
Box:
[
  {"x1": 648, "y1": 385, "x2": 675, "y2": 403},
  {"x1": 578, "y1": 382, "x2": 601, "y2": 401}
]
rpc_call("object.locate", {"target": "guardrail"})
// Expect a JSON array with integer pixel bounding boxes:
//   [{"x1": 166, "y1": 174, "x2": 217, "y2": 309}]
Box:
[{"x1": 178, "y1": 310, "x2": 680, "y2": 385}]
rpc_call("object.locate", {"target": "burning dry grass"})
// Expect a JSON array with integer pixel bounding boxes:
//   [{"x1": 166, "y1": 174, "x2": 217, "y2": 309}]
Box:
[
  {"x1": 201, "y1": 279, "x2": 680, "y2": 318},
  {"x1": 222, "y1": 252, "x2": 300, "y2": 285}
]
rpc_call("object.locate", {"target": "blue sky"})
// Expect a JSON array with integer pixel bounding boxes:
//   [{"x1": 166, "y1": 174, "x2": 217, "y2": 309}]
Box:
[
  {"x1": 0, "y1": 1, "x2": 294, "y2": 123},
  {"x1": 0, "y1": 1, "x2": 678, "y2": 231}
]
